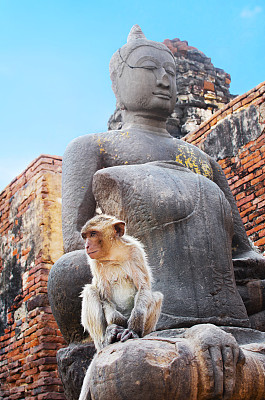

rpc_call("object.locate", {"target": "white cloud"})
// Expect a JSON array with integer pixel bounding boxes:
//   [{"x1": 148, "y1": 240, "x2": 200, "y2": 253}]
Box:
[{"x1": 240, "y1": 6, "x2": 262, "y2": 18}]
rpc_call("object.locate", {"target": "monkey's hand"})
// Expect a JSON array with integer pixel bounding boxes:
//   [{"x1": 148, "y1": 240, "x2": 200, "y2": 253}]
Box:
[
  {"x1": 118, "y1": 328, "x2": 139, "y2": 342},
  {"x1": 104, "y1": 324, "x2": 127, "y2": 346},
  {"x1": 104, "y1": 325, "x2": 139, "y2": 346},
  {"x1": 184, "y1": 324, "x2": 245, "y2": 400}
]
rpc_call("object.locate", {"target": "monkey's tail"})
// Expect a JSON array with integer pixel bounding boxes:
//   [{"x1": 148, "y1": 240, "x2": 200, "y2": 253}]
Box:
[{"x1": 79, "y1": 360, "x2": 93, "y2": 400}]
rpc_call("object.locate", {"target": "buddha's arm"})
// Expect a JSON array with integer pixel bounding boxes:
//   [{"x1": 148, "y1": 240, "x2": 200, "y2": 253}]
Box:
[
  {"x1": 62, "y1": 134, "x2": 101, "y2": 253},
  {"x1": 209, "y1": 157, "x2": 265, "y2": 276},
  {"x1": 209, "y1": 158, "x2": 250, "y2": 254}
]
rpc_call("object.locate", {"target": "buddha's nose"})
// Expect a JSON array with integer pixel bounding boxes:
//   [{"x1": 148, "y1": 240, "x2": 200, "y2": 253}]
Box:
[{"x1": 156, "y1": 68, "x2": 170, "y2": 88}]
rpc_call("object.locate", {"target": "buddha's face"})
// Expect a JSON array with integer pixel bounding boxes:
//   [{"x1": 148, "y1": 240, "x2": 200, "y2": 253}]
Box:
[{"x1": 116, "y1": 45, "x2": 176, "y2": 117}]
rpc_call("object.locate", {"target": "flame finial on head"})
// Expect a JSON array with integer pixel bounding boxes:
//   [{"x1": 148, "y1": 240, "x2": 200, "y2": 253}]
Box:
[{"x1": 127, "y1": 25, "x2": 146, "y2": 43}]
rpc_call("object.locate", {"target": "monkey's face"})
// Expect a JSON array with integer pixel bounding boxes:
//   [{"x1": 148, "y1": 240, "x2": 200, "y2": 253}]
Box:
[
  {"x1": 82, "y1": 230, "x2": 109, "y2": 260},
  {"x1": 81, "y1": 217, "x2": 126, "y2": 261}
]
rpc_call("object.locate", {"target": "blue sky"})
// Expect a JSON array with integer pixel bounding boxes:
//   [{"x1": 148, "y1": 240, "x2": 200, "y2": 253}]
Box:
[{"x1": 0, "y1": 0, "x2": 264, "y2": 191}]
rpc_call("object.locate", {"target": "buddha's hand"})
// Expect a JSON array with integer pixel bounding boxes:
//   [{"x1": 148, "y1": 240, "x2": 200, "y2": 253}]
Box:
[
  {"x1": 184, "y1": 324, "x2": 245, "y2": 399},
  {"x1": 233, "y1": 249, "x2": 265, "y2": 281}
]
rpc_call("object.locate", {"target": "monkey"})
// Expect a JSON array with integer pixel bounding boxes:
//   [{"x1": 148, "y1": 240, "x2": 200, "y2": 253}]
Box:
[{"x1": 80, "y1": 214, "x2": 163, "y2": 352}]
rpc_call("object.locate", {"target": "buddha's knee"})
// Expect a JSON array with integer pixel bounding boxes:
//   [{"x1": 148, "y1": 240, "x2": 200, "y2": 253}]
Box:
[
  {"x1": 86, "y1": 337, "x2": 198, "y2": 400},
  {"x1": 48, "y1": 249, "x2": 92, "y2": 343},
  {"x1": 85, "y1": 336, "x2": 265, "y2": 400}
]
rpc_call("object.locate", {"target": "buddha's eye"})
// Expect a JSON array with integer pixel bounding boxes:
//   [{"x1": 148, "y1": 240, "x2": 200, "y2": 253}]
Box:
[
  {"x1": 139, "y1": 61, "x2": 158, "y2": 70},
  {"x1": 143, "y1": 65, "x2": 157, "y2": 70},
  {"x1": 165, "y1": 68, "x2": 175, "y2": 76}
]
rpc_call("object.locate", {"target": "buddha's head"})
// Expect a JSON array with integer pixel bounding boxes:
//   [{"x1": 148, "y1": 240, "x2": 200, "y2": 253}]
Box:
[{"x1": 110, "y1": 25, "x2": 177, "y2": 119}]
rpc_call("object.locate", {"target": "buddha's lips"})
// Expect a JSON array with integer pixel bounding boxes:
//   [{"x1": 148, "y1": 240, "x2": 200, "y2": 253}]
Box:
[{"x1": 152, "y1": 92, "x2": 172, "y2": 99}]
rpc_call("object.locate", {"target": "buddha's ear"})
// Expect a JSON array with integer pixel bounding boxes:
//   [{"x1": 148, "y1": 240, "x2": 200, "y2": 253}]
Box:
[
  {"x1": 116, "y1": 100, "x2": 126, "y2": 111},
  {"x1": 113, "y1": 221, "x2": 126, "y2": 237},
  {"x1": 112, "y1": 83, "x2": 122, "y2": 105},
  {"x1": 111, "y1": 83, "x2": 125, "y2": 110}
]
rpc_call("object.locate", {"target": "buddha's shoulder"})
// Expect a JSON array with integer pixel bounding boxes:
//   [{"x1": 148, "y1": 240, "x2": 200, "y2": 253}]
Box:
[
  {"x1": 173, "y1": 138, "x2": 210, "y2": 160},
  {"x1": 64, "y1": 131, "x2": 122, "y2": 152}
]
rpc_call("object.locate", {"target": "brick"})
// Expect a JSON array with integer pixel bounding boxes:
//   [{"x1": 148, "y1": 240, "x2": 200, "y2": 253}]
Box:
[
  {"x1": 237, "y1": 193, "x2": 255, "y2": 207},
  {"x1": 239, "y1": 205, "x2": 256, "y2": 218},
  {"x1": 257, "y1": 133, "x2": 265, "y2": 143},
  {"x1": 37, "y1": 393, "x2": 65, "y2": 400},
  {"x1": 242, "y1": 93, "x2": 255, "y2": 106},
  {"x1": 210, "y1": 117, "x2": 218, "y2": 127},
  {"x1": 255, "y1": 237, "x2": 265, "y2": 246},
  {"x1": 35, "y1": 357, "x2": 58, "y2": 366},
  {"x1": 235, "y1": 192, "x2": 246, "y2": 201},
  {"x1": 256, "y1": 187, "x2": 265, "y2": 197},
  {"x1": 22, "y1": 367, "x2": 38, "y2": 376},
  {"x1": 241, "y1": 154, "x2": 256, "y2": 166},
  {"x1": 228, "y1": 175, "x2": 239, "y2": 185},
  {"x1": 253, "y1": 194, "x2": 265, "y2": 205},
  {"x1": 251, "y1": 176, "x2": 263, "y2": 186},
  {"x1": 35, "y1": 274, "x2": 49, "y2": 284},
  {"x1": 223, "y1": 166, "x2": 232, "y2": 175},
  {"x1": 232, "y1": 101, "x2": 242, "y2": 112},
  {"x1": 258, "y1": 199, "x2": 265, "y2": 209},
  {"x1": 233, "y1": 173, "x2": 254, "y2": 188},
  {"x1": 240, "y1": 201, "x2": 255, "y2": 211},
  {"x1": 241, "y1": 216, "x2": 248, "y2": 224},
  {"x1": 258, "y1": 229, "x2": 265, "y2": 238},
  {"x1": 39, "y1": 364, "x2": 59, "y2": 372}
]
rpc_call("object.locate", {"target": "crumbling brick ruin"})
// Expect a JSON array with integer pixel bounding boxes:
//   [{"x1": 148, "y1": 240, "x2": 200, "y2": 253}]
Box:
[
  {"x1": 0, "y1": 156, "x2": 66, "y2": 399},
  {"x1": 163, "y1": 38, "x2": 234, "y2": 138},
  {"x1": 0, "y1": 37, "x2": 264, "y2": 399}
]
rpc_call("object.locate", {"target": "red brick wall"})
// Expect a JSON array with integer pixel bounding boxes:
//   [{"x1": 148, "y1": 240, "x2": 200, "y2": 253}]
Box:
[
  {"x1": 183, "y1": 81, "x2": 265, "y2": 253},
  {"x1": 0, "y1": 155, "x2": 66, "y2": 400}
]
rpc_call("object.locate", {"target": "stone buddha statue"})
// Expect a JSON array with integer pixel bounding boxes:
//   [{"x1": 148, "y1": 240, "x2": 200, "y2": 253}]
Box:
[{"x1": 48, "y1": 26, "x2": 265, "y2": 400}]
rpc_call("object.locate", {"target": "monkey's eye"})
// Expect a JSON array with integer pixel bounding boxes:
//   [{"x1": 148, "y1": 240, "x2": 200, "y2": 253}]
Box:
[
  {"x1": 90, "y1": 231, "x2": 97, "y2": 237},
  {"x1": 81, "y1": 233, "x2": 86, "y2": 240}
]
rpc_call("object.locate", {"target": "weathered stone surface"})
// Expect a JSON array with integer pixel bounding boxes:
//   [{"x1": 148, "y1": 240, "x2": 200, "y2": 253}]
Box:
[
  {"x1": 85, "y1": 327, "x2": 265, "y2": 400},
  {"x1": 201, "y1": 105, "x2": 262, "y2": 159},
  {"x1": 57, "y1": 342, "x2": 95, "y2": 400},
  {"x1": 27, "y1": 293, "x2": 49, "y2": 312}
]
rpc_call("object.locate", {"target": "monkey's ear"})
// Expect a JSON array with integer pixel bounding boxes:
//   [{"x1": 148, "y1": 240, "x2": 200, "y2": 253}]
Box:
[{"x1": 113, "y1": 221, "x2": 125, "y2": 237}]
